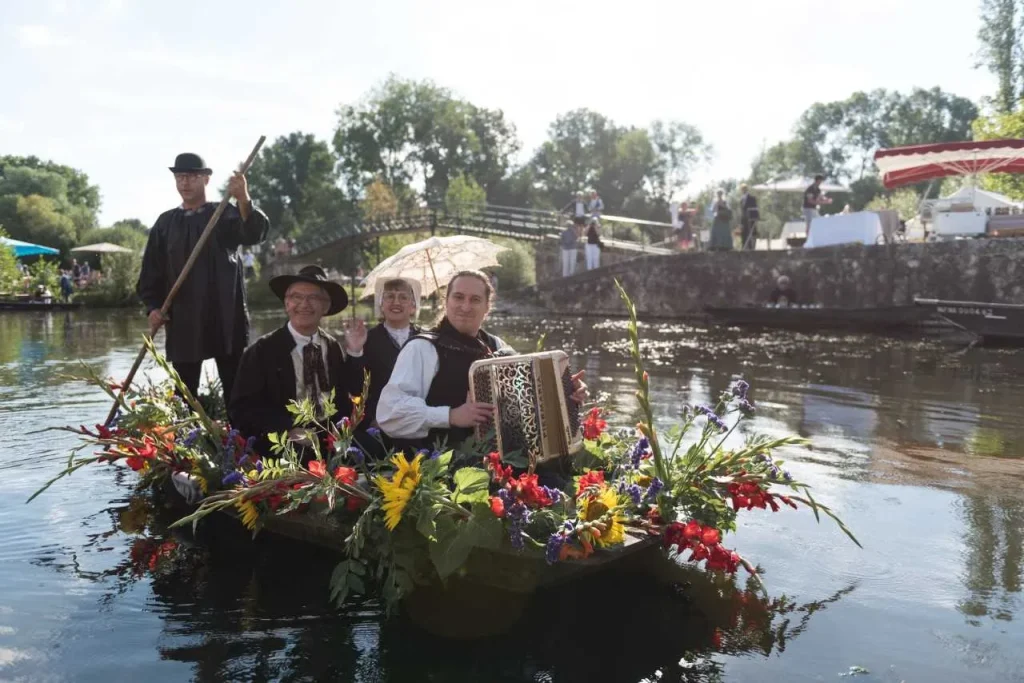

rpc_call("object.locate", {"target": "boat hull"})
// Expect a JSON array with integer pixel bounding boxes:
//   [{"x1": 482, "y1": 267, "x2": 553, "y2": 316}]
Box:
[
  {"x1": 915, "y1": 298, "x2": 1024, "y2": 342},
  {"x1": 705, "y1": 305, "x2": 934, "y2": 332}
]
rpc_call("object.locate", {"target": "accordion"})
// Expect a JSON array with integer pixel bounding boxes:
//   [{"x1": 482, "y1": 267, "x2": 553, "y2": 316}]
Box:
[{"x1": 468, "y1": 351, "x2": 583, "y2": 466}]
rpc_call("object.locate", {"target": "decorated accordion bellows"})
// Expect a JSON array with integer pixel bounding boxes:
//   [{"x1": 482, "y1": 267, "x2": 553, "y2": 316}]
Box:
[{"x1": 468, "y1": 351, "x2": 582, "y2": 466}]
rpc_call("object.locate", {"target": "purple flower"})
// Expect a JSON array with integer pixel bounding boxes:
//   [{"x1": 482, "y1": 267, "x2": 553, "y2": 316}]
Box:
[
  {"x1": 183, "y1": 428, "x2": 200, "y2": 448},
  {"x1": 223, "y1": 429, "x2": 239, "y2": 468},
  {"x1": 630, "y1": 437, "x2": 650, "y2": 468},
  {"x1": 245, "y1": 435, "x2": 257, "y2": 453},
  {"x1": 505, "y1": 501, "x2": 531, "y2": 551},
  {"x1": 732, "y1": 380, "x2": 750, "y2": 400},
  {"x1": 627, "y1": 484, "x2": 643, "y2": 507},
  {"x1": 255, "y1": 460, "x2": 264, "y2": 474},
  {"x1": 105, "y1": 409, "x2": 122, "y2": 429},
  {"x1": 542, "y1": 486, "x2": 563, "y2": 504},
  {"x1": 346, "y1": 446, "x2": 364, "y2": 464},
  {"x1": 221, "y1": 471, "x2": 244, "y2": 487},
  {"x1": 367, "y1": 427, "x2": 382, "y2": 438},
  {"x1": 696, "y1": 405, "x2": 727, "y2": 433},
  {"x1": 545, "y1": 533, "x2": 566, "y2": 564},
  {"x1": 783, "y1": 470, "x2": 793, "y2": 482},
  {"x1": 738, "y1": 399, "x2": 755, "y2": 416},
  {"x1": 645, "y1": 477, "x2": 663, "y2": 501}
]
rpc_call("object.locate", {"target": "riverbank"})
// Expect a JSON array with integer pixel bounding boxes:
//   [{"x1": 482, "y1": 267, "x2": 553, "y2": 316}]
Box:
[{"x1": 518, "y1": 238, "x2": 1024, "y2": 318}]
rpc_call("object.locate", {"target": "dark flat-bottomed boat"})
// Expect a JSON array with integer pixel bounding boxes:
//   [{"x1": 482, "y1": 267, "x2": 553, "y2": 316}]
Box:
[
  {"x1": 915, "y1": 298, "x2": 1024, "y2": 343},
  {"x1": 704, "y1": 304, "x2": 935, "y2": 332}
]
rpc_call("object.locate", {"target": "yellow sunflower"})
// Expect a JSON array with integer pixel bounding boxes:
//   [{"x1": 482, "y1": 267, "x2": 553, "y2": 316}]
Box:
[
  {"x1": 374, "y1": 452, "x2": 425, "y2": 531},
  {"x1": 579, "y1": 486, "x2": 626, "y2": 547},
  {"x1": 236, "y1": 498, "x2": 260, "y2": 530}
]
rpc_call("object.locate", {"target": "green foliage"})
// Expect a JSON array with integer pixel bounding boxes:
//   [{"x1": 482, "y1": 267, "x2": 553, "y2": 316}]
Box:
[
  {"x1": 976, "y1": 0, "x2": 1020, "y2": 113},
  {"x1": 972, "y1": 105, "x2": 1024, "y2": 199},
  {"x1": 0, "y1": 227, "x2": 21, "y2": 293},
  {"x1": 0, "y1": 194, "x2": 78, "y2": 253},
  {"x1": 0, "y1": 155, "x2": 101, "y2": 212},
  {"x1": 78, "y1": 251, "x2": 143, "y2": 307},
  {"x1": 333, "y1": 76, "x2": 520, "y2": 203},
  {"x1": 79, "y1": 222, "x2": 148, "y2": 251},
  {"x1": 493, "y1": 238, "x2": 535, "y2": 290},
  {"x1": 866, "y1": 188, "x2": 921, "y2": 221},
  {"x1": 444, "y1": 174, "x2": 486, "y2": 212},
  {"x1": 29, "y1": 258, "x2": 60, "y2": 293},
  {"x1": 245, "y1": 131, "x2": 350, "y2": 241}
]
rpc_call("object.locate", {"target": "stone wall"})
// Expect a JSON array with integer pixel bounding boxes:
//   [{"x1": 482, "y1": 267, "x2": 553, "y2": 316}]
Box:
[{"x1": 516, "y1": 239, "x2": 1024, "y2": 318}]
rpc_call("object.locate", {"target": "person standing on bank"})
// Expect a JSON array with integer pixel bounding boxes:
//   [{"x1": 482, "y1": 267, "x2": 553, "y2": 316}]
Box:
[
  {"x1": 137, "y1": 153, "x2": 270, "y2": 403},
  {"x1": 585, "y1": 217, "x2": 602, "y2": 270},
  {"x1": 709, "y1": 190, "x2": 734, "y2": 251},
  {"x1": 559, "y1": 221, "x2": 579, "y2": 277},
  {"x1": 803, "y1": 175, "x2": 832, "y2": 240},
  {"x1": 229, "y1": 265, "x2": 367, "y2": 459},
  {"x1": 738, "y1": 184, "x2": 759, "y2": 250},
  {"x1": 377, "y1": 270, "x2": 587, "y2": 455}
]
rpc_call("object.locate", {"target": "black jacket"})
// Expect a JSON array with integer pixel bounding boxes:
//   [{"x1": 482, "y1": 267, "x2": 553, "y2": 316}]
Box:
[
  {"x1": 361, "y1": 323, "x2": 420, "y2": 427},
  {"x1": 228, "y1": 324, "x2": 365, "y2": 457},
  {"x1": 137, "y1": 202, "x2": 269, "y2": 363}
]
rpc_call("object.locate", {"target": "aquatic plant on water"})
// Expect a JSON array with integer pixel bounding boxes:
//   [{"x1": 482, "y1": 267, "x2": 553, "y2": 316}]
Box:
[{"x1": 31, "y1": 285, "x2": 860, "y2": 612}]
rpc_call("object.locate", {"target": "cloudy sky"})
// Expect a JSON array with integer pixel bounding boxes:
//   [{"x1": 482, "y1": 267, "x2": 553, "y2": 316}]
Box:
[{"x1": 2, "y1": 0, "x2": 994, "y2": 226}]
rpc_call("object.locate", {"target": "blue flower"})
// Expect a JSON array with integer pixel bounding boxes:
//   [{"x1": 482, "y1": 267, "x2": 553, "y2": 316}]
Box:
[
  {"x1": 644, "y1": 477, "x2": 663, "y2": 501},
  {"x1": 696, "y1": 405, "x2": 727, "y2": 432},
  {"x1": 630, "y1": 437, "x2": 650, "y2": 468},
  {"x1": 245, "y1": 435, "x2": 257, "y2": 453},
  {"x1": 738, "y1": 399, "x2": 755, "y2": 416},
  {"x1": 732, "y1": 380, "x2": 750, "y2": 400},
  {"x1": 367, "y1": 427, "x2": 382, "y2": 438},
  {"x1": 627, "y1": 484, "x2": 643, "y2": 506},
  {"x1": 346, "y1": 446, "x2": 364, "y2": 464},
  {"x1": 183, "y1": 428, "x2": 200, "y2": 448},
  {"x1": 505, "y1": 501, "x2": 531, "y2": 551},
  {"x1": 542, "y1": 486, "x2": 563, "y2": 504},
  {"x1": 545, "y1": 532, "x2": 566, "y2": 564},
  {"x1": 221, "y1": 471, "x2": 244, "y2": 487}
]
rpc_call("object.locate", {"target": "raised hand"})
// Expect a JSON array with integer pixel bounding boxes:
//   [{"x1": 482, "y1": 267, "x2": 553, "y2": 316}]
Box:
[
  {"x1": 343, "y1": 318, "x2": 367, "y2": 354},
  {"x1": 570, "y1": 369, "x2": 588, "y2": 404}
]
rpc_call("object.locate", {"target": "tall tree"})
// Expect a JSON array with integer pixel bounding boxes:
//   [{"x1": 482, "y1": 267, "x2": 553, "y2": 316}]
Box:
[
  {"x1": 973, "y1": 106, "x2": 1024, "y2": 198},
  {"x1": 647, "y1": 120, "x2": 713, "y2": 206},
  {"x1": 244, "y1": 132, "x2": 348, "y2": 240},
  {"x1": 976, "y1": 0, "x2": 1020, "y2": 113},
  {"x1": 0, "y1": 155, "x2": 101, "y2": 213},
  {"x1": 333, "y1": 76, "x2": 519, "y2": 203}
]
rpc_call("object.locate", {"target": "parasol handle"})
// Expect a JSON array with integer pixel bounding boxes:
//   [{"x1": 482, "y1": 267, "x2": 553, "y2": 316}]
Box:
[
  {"x1": 104, "y1": 135, "x2": 267, "y2": 426},
  {"x1": 425, "y1": 250, "x2": 440, "y2": 310}
]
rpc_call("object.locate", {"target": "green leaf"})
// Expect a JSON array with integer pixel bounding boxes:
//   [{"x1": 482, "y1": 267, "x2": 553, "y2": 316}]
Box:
[
  {"x1": 437, "y1": 450, "x2": 453, "y2": 468},
  {"x1": 428, "y1": 506, "x2": 503, "y2": 579},
  {"x1": 416, "y1": 503, "x2": 442, "y2": 540},
  {"x1": 452, "y1": 468, "x2": 491, "y2": 505},
  {"x1": 501, "y1": 449, "x2": 530, "y2": 470}
]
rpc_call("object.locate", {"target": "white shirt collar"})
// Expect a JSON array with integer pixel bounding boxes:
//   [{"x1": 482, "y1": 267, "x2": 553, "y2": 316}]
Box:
[{"x1": 287, "y1": 321, "x2": 321, "y2": 349}]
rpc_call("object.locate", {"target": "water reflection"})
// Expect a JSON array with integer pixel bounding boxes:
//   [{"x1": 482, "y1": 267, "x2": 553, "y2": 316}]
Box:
[{"x1": 2, "y1": 308, "x2": 1024, "y2": 681}]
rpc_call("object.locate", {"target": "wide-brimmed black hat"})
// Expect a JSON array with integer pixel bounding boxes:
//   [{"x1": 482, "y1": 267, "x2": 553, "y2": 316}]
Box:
[
  {"x1": 168, "y1": 153, "x2": 212, "y2": 175},
  {"x1": 269, "y1": 265, "x2": 348, "y2": 316}
]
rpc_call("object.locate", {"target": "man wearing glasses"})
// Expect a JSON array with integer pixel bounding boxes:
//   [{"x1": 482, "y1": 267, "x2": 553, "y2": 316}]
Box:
[
  {"x1": 229, "y1": 265, "x2": 367, "y2": 459},
  {"x1": 137, "y1": 152, "x2": 270, "y2": 403}
]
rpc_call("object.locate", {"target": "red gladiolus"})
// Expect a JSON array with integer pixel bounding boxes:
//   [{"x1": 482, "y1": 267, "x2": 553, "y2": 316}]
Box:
[
  {"x1": 309, "y1": 460, "x2": 327, "y2": 478},
  {"x1": 333, "y1": 466, "x2": 357, "y2": 486},
  {"x1": 683, "y1": 520, "x2": 702, "y2": 542},
  {"x1": 576, "y1": 470, "x2": 605, "y2": 498},
  {"x1": 484, "y1": 451, "x2": 513, "y2": 484},
  {"x1": 509, "y1": 473, "x2": 552, "y2": 508},
  {"x1": 490, "y1": 496, "x2": 505, "y2": 518},
  {"x1": 96, "y1": 424, "x2": 113, "y2": 440},
  {"x1": 345, "y1": 496, "x2": 366, "y2": 512},
  {"x1": 582, "y1": 408, "x2": 607, "y2": 440},
  {"x1": 325, "y1": 433, "x2": 337, "y2": 452},
  {"x1": 701, "y1": 526, "x2": 721, "y2": 546}
]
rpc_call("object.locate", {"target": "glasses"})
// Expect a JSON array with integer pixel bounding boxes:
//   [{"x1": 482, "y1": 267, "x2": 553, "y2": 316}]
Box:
[
  {"x1": 286, "y1": 294, "x2": 328, "y2": 306},
  {"x1": 175, "y1": 173, "x2": 205, "y2": 183},
  {"x1": 382, "y1": 292, "x2": 413, "y2": 303}
]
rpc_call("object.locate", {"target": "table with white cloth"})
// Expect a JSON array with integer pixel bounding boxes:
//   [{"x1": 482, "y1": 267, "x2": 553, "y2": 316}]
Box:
[{"x1": 804, "y1": 212, "x2": 883, "y2": 248}]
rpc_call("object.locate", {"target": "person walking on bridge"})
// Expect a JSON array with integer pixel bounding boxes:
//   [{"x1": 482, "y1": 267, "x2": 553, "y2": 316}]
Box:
[{"x1": 560, "y1": 222, "x2": 579, "y2": 277}]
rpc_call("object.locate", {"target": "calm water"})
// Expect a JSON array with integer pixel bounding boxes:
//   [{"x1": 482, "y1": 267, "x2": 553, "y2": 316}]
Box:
[{"x1": 1, "y1": 307, "x2": 1023, "y2": 682}]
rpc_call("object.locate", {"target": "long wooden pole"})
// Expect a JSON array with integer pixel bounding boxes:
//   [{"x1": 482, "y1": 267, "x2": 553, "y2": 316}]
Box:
[{"x1": 104, "y1": 136, "x2": 266, "y2": 425}]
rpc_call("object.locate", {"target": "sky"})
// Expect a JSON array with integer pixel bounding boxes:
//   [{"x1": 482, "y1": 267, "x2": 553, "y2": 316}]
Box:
[{"x1": 1, "y1": 0, "x2": 996, "y2": 227}]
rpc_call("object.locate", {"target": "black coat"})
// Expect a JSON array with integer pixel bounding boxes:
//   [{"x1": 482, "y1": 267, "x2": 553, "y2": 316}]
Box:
[
  {"x1": 361, "y1": 323, "x2": 420, "y2": 427},
  {"x1": 228, "y1": 324, "x2": 365, "y2": 457},
  {"x1": 137, "y1": 202, "x2": 269, "y2": 363}
]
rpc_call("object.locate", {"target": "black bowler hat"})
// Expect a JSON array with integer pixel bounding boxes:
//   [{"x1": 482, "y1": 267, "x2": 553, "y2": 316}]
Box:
[
  {"x1": 168, "y1": 153, "x2": 212, "y2": 175},
  {"x1": 269, "y1": 265, "x2": 348, "y2": 316}
]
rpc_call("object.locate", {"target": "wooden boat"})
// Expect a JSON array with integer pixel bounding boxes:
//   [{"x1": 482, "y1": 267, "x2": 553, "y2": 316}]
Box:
[
  {"x1": 156, "y1": 479, "x2": 661, "y2": 596},
  {"x1": 704, "y1": 304, "x2": 935, "y2": 332},
  {"x1": 915, "y1": 298, "x2": 1024, "y2": 342},
  {"x1": 0, "y1": 299, "x2": 83, "y2": 312}
]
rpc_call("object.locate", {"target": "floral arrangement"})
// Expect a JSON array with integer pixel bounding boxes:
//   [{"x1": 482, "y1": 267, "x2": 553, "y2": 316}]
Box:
[{"x1": 33, "y1": 284, "x2": 859, "y2": 612}]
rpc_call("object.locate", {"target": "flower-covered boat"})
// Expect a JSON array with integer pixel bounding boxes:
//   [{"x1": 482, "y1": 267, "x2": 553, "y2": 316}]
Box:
[{"x1": 32, "y1": 284, "x2": 859, "y2": 614}]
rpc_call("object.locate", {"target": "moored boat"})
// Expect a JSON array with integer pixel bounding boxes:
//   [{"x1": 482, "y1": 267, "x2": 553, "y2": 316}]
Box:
[
  {"x1": 0, "y1": 299, "x2": 83, "y2": 312},
  {"x1": 915, "y1": 298, "x2": 1024, "y2": 342},
  {"x1": 705, "y1": 304, "x2": 935, "y2": 332}
]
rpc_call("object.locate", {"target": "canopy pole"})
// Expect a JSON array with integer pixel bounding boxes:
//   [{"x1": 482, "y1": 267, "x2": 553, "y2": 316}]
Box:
[{"x1": 104, "y1": 136, "x2": 266, "y2": 427}]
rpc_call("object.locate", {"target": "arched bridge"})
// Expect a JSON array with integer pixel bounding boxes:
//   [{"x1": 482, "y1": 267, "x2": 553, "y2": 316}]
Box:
[{"x1": 283, "y1": 203, "x2": 676, "y2": 264}]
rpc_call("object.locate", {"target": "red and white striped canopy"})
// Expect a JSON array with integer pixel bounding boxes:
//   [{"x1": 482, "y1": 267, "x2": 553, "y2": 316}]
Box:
[{"x1": 874, "y1": 139, "x2": 1024, "y2": 189}]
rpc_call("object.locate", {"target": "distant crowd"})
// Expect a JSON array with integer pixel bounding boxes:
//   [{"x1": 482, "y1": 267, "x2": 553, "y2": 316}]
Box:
[{"x1": 559, "y1": 190, "x2": 605, "y2": 277}]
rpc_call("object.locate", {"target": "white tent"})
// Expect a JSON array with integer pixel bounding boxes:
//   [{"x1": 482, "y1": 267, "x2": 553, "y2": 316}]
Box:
[{"x1": 941, "y1": 185, "x2": 1021, "y2": 211}]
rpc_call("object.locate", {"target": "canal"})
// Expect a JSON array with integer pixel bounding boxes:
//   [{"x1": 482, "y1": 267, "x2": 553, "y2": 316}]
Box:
[{"x1": 0, "y1": 307, "x2": 1022, "y2": 682}]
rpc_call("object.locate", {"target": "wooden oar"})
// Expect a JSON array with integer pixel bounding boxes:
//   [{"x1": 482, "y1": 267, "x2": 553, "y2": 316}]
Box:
[{"x1": 104, "y1": 135, "x2": 266, "y2": 426}]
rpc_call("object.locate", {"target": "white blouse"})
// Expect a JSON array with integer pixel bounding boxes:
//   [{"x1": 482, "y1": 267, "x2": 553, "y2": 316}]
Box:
[{"x1": 377, "y1": 334, "x2": 508, "y2": 440}]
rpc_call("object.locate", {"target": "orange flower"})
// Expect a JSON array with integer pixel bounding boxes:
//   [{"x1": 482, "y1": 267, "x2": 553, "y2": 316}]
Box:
[
  {"x1": 309, "y1": 460, "x2": 327, "y2": 478},
  {"x1": 333, "y1": 466, "x2": 357, "y2": 486},
  {"x1": 576, "y1": 470, "x2": 605, "y2": 498},
  {"x1": 582, "y1": 408, "x2": 607, "y2": 440}
]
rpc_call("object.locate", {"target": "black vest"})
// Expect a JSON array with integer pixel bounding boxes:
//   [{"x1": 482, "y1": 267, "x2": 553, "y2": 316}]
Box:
[
  {"x1": 398, "y1": 319, "x2": 504, "y2": 452},
  {"x1": 362, "y1": 323, "x2": 419, "y2": 426}
]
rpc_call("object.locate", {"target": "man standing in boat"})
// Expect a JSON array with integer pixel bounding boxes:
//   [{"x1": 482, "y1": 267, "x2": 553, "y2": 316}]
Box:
[
  {"x1": 229, "y1": 265, "x2": 367, "y2": 458},
  {"x1": 137, "y1": 153, "x2": 269, "y2": 403},
  {"x1": 377, "y1": 270, "x2": 587, "y2": 455}
]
